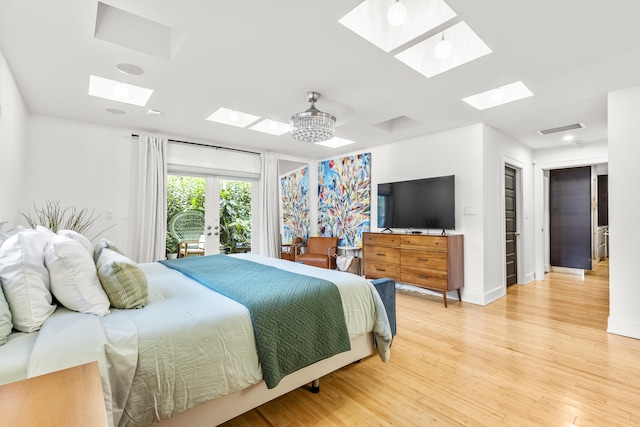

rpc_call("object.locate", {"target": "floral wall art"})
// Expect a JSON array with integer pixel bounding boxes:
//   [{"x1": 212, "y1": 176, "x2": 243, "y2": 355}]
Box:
[
  {"x1": 318, "y1": 152, "x2": 371, "y2": 247},
  {"x1": 280, "y1": 166, "x2": 310, "y2": 244}
]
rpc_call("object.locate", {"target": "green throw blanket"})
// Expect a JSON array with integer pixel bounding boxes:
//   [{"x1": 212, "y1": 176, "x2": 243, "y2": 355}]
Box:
[{"x1": 159, "y1": 255, "x2": 351, "y2": 388}]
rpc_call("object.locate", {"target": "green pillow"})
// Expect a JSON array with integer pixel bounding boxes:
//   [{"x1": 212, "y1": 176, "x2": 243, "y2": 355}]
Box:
[
  {"x1": 96, "y1": 248, "x2": 148, "y2": 309},
  {"x1": 0, "y1": 284, "x2": 13, "y2": 345}
]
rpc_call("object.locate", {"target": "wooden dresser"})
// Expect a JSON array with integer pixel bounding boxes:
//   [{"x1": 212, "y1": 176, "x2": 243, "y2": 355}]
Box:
[{"x1": 363, "y1": 232, "x2": 464, "y2": 307}]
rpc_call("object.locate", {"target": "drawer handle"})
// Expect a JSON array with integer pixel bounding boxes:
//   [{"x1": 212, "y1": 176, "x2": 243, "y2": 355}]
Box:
[
  {"x1": 417, "y1": 275, "x2": 428, "y2": 279},
  {"x1": 376, "y1": 268, "x2": 386, "y2": 272},
  {"x1": 417, "y1": 258, "x2": 429, "y2": 262},
  {"x1": 376, "y1": 253, "x2": 386, "y2": 257}
]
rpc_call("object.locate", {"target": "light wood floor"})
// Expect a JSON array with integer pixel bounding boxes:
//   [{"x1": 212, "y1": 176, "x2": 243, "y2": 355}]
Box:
[{"x1": 223, "y1": 260, "x2": 640, "y2": 426}]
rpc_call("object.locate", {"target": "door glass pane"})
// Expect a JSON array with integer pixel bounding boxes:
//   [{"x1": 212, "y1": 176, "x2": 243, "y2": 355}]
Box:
[
  {"x1": 166, "y1": 174, "x2": 206, "y2": 258},
  {"x1": 219, "y1": 179, "x2": 252, "y2": 254}
]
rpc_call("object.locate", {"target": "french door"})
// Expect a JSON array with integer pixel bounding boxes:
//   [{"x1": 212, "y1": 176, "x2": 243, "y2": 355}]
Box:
[
  {"x1": 167, "y1": 173, "x2": 253, "y2": 257},
  {"x1": 203, "y1": 176, "x2": 221, "y2": 255}
]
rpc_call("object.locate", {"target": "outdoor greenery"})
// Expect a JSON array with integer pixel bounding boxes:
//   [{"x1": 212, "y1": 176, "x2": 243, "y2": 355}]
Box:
[{"x1": 166, "y1": 176, "x2": 251, "y2": 254}]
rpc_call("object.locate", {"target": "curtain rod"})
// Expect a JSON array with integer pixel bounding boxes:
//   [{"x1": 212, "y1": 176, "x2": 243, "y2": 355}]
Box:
[{"x1": 131, "y1": 134, "x2": 261, "y2": 156}]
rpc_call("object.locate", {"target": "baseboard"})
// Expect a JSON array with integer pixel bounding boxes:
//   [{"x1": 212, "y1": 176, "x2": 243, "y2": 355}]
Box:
[
  {"x1": 550, "y1": 266, "x2": 584, "y2": 278},
  {"x1": 607, "y1": 316, "x2": 640, "y2": 340},
  {"x1": 524, "y1": 272, "x2": 535, "y2": 283}
]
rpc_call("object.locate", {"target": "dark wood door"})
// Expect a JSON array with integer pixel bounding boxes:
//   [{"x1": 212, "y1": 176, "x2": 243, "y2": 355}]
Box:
[
  {"x1": 550, "y1": 167, "x2": 592, "y2": 270},
  {"x1": 505, "y1": 166, "x2": 517, "y2": 286}
]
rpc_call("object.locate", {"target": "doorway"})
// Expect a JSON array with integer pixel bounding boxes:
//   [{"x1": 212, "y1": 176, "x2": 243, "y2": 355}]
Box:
[
  {"x1": 505, "y1": 165, "x2": 518, "y2": 286},
  {"x1": 166, "y1": 174, "x2": 253, "y2": 258},
  {"x1": 549, "y1": 166, "x2": 592, "y2": 271}
]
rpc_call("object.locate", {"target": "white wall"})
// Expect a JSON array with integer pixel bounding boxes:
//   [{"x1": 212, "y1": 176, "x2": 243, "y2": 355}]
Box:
[
  {"x1": 0, "y1": 51, "x2": 29, "y2": 228},
  {"x1": 25, "y1": 115, "x2": 134, "y2": 252},
  {"x1": 25, "y1": 115, "x2": 271, "y2": 257},
  {"x1": 607, "y1": 84, "x2": 640, "y2": 339}
]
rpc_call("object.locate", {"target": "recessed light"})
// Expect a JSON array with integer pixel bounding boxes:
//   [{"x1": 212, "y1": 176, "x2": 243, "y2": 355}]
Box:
[
  {"x1": 206, "y1": 107, "x2": 260, "y2": 128},
  {"x1": 250, "y1": 119, "x2": 290, "y2": 136},
  {"x1": 563, "y1": 135, "x2": 574, "y2": 142},
  {"x1": 462, "y1": 81, "x2": 533, "y2": 110},
  {"x1": 116, "y1": 63, "x2": 145, "y2": 76},
  {"x1": 315, "y1": 137, "x2": 356, "y2": 148},
  {"x1": 147, "y1": 109, "x2": 163, "y2": 116},
  {"x1": 105, "y1": 108, "x2": 126, "y2": 115},
  {"x1": 88, "y1": 75, "x2": 153, "y2": 106}
]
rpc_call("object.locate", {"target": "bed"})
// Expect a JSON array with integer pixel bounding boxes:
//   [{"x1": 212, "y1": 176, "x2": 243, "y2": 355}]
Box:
[{"x1": 0, "y1": 251, "x2": 392, "y2": 427}]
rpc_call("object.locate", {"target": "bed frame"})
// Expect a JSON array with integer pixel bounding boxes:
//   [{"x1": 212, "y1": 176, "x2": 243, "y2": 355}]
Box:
[{"x1": 155, "y1": 333, "x2": 374, "y2": 426}]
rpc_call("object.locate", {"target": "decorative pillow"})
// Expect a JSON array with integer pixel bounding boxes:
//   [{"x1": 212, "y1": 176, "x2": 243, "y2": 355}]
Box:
[
  {"x1": 0, "y1": 225, "x2": 25, "y2": 248},
  {"x1": 93, "y1": 238, "x2": 123, "y2": 263},
  {"x1": 0, "y1": 285, "x2": 12, "y2": 346},
  {"x1": 96, "y1": 248, "x2": 148, "y2": 309},
  {"x1": 44, "y1": 235, "x2": 110, "y2": 316},
  {"x1": 0, "y1": 229, "x2": 56, "y2": 332},
  {"x1": 57, "y1": 229, "x2": 93, "y2": 256}
]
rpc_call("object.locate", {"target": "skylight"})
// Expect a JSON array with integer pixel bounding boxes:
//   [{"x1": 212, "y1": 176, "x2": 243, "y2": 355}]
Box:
[
  {"x1": 250, "y1": 119, "x2": 290, "y2": 136},
  {"x1": 338, "y1": 0, "x2": 457, "y2": 53},
  {"x1": 394, "y1": 21, "x2": 492, "y2": 78},
  {"x1": 206, "y1": 108, "x2": 261, "y2": 128},
  {"x1": 462, "y1": 81, "x2": 534, "y2": 110},
  {"x1": 88, "y1": 75, "x2": 153, "y2": 106},
  {"x1": 315, "y1": 137, "x2": 356, "y2": 148}
]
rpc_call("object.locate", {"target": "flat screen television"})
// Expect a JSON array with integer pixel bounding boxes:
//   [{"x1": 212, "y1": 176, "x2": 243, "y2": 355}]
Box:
[{"x1": 377, "y1": 175, "x2": 455, "y2": 231}]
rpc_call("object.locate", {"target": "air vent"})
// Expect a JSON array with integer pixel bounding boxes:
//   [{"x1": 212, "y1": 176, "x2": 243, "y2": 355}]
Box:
[{"x1": 537, "y1": 122, "x2": 586, "y2": 135}]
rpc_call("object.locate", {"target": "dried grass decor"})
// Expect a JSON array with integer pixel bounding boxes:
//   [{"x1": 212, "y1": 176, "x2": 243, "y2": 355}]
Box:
[{"x1": 21, "y1": 200, "x2": 114, "y2": 238}]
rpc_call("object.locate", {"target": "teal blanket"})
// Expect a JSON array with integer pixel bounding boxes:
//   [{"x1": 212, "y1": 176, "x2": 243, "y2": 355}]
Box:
[{"x1": 159, "y1": 255, "x2": 351, "y2": 388}]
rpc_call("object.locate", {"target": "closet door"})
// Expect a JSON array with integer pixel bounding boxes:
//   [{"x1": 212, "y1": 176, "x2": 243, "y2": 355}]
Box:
[{"x1": 549, "y1": 166, "x2": 592, "y2": 270}]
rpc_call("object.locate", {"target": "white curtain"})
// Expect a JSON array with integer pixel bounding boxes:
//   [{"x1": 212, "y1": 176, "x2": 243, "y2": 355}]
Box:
[
  {"x1": 257, "y1": 153, "x2": 280, "y2": 257},
  {"x1": 133, "y1": 134, "x2": 167, "y2": 263}
]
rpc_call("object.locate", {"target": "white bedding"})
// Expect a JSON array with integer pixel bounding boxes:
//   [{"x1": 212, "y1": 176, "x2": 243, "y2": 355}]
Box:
[
  {"x1": 1, "y1": 254, "x2": 391, "y2": 427},
  {"x1": 0, "y1": 331, "x2": 37, "y2": 385}
]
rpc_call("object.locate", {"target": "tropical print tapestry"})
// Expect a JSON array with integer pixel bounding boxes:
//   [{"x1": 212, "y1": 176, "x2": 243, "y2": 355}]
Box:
[
  {"x1": 318, "y1": 152, "x2": 371, "y2": 247},
  {"x1": 280, "y1": 166, "x2": 310, "y2": 244}
]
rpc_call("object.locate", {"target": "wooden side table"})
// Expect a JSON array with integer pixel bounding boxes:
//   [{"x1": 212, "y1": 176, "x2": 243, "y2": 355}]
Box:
[{"x1": 0, "y1": 361, "x2": 109, "y2": 427}]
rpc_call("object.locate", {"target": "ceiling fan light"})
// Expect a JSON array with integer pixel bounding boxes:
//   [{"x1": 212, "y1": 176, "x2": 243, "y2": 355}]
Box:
[
  {"x1": 387, "y1": 0, "x2": 408, "y2": 27},
  {"x1": 290, "y1": 92, "x2": 336, "y2": 143}
]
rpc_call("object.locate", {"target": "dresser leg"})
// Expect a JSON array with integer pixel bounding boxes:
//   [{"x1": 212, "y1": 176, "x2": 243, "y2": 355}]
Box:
[
  {"x1": 456, "y1": 288, "x2": 461, "y2": 301},
  {"x1": 443, "y1": 292, "x2": 448, "y2": 308}
]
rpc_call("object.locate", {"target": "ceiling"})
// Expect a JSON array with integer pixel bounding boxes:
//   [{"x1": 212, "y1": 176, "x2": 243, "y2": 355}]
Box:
[{"x1": 1, "y1": 0, "x2": 639, "y2": 160}]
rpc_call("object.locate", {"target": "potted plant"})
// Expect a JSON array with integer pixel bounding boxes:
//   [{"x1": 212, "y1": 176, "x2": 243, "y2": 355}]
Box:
[{"x1": 166, "y1": 234, "x2": 179, "y2": 259}]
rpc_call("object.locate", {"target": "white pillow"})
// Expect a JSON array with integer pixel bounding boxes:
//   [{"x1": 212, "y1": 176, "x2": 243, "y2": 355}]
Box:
[
  {"x1": 0, "y1": 229, "x2": 56, "y2": 332},
  {"x1": 57, "y1": 229, "x2": 93, "y2": 255},
  {"x1": 44, "y1": 235, "x2": 110, "y2": 316},
  {"x1": 0, "y1": 285, "x2": 12, "y2": 345},
  {"x1": 0, "y1": 225, "x2": 24, "y2": 248}
]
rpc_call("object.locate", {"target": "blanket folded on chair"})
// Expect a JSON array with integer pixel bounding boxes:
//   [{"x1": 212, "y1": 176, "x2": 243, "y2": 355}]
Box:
[{"x1": 159, "y1": 255, "x2": 351, "y2": 388}]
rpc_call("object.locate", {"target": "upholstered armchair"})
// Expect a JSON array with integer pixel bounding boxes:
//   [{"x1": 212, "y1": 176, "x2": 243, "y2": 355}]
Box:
[{"x1": 295, "y1": 236, "x2": 338, "y2": 269}]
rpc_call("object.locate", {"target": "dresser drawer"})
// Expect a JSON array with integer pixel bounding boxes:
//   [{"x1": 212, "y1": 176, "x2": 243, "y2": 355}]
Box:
[
  {"x1": 401, "y1": 266, "x2": 448, "y2": 290},
  {"x1": 364, "y1": 245, "x2": 400, "y2": 264},
  {"x1": 401, "y1": 249, "x2": 448, "y2": 270},
  {"x1": 363, "y1": 233, "x2": 400, "y2": 247},
  {"x1": 365, "y1": 262, "x2": 400, "y2": 281},
  {"x1": 400, "y1": 235, "x2": 448, "y2": 251}
]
